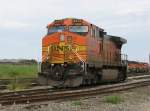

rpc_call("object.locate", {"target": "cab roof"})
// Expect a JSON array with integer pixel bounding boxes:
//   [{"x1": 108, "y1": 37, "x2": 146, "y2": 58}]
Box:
[{"x1": 47, "y1": 18, "x2": 104, "y2": 31}]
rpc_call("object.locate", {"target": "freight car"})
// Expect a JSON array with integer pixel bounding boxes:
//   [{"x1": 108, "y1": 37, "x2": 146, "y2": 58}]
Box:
[
  {"x1": 128, "y1": 61, "x2": 149, "y2": 73},
  {"x1": 38, "y1": 18, "x2": 127, "y2": 87}
]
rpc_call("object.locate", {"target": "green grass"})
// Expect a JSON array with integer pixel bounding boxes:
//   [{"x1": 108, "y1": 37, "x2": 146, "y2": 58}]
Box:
[
  {"x1": 72, "y1": 101, "x2": 82, "y2": 106},
  {"x1": 104, "y1": 95, "x2": 124, "y2": 104},
  {"x1": 7, "y1": 82, "x2": 30, "y2": 91},
  {"x1": 0, "y1": 64, "x2": 38, "y2": 79}
]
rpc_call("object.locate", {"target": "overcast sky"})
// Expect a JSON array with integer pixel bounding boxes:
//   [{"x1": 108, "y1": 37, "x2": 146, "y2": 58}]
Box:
[{"x1": 0, "y1": 0, "x2": 150, "y2": 62}]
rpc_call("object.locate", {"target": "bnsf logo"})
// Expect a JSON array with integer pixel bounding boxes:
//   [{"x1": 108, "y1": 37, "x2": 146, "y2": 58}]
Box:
[
  {"x1": 42, "y1": 45, "x2": 86, "y2": 52},
  {"x1": 51, "y1": 45, "x2": 71, "y2": 51}
]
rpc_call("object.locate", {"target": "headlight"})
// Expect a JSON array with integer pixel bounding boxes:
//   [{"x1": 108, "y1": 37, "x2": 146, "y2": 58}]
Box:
[{"x1": 60, "y1": 34, "x2": 64, "y2": 41}]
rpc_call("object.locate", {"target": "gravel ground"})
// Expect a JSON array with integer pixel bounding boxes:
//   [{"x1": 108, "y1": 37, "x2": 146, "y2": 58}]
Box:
[{"x1": 1, "y1": 85, "x2": 150, "y2": 111}]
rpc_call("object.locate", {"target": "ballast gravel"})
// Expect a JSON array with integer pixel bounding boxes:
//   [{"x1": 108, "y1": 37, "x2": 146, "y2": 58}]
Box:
[{"x1": 1, "y1": 85, "x2": 150, "y2": 111}]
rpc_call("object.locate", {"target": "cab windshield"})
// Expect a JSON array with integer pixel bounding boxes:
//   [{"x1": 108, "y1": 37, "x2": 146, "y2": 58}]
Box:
[
  {"x1": 69, "y1": 26, "x2": 88, "y2": 35},
  {"x1": 48, "y1": 26, "x2": 65, "y2": 35}
]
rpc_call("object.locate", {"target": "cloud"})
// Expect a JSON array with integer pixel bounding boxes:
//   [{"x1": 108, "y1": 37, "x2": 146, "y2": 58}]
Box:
[
  {"x1": 0, "y1": 0, "x2": 149, "y2": 62},
  {"x1": 0, "y1": 20, "x2": 30, "y2": 29},
  {"x1": 117, "y1": 8, "x2": 149, "y2": 16}
]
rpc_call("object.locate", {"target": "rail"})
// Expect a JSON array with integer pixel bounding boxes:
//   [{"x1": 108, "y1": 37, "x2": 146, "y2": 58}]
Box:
[{"x1": 1, "y1": 77, "x2": 150, "y2": 105}]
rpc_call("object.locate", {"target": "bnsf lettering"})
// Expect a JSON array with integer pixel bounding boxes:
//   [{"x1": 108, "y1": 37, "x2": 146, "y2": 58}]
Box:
[{"x1": 51, "y1": 45, "x2": 71, "y2": 51}]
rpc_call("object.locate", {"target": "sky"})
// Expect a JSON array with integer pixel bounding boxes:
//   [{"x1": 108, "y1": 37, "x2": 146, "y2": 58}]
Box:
[{"x1": 0, "y1": 0, "x2": 150, "y2": 62}]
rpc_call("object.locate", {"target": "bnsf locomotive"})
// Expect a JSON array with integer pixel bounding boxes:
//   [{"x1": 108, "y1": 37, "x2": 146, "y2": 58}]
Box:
[
  {"x1": 38, "y1": 18, "x2": 127, "y2": 87},
  {"x1": 128, "y1": 61, "x2": 149, "y2": 73}
]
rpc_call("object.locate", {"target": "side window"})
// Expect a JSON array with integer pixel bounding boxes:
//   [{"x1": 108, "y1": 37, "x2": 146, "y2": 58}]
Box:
[{"x1": 90, "y1": 27, "x2": 102, "y2": 38}]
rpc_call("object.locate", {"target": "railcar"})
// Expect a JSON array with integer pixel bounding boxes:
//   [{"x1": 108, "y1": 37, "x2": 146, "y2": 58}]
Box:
[
  {"x1": 38, "y1": 18, "x2": 127, "y2": 87},
  {"x1": 128, "y1": 61, "x2": 149, "y2": 73}
]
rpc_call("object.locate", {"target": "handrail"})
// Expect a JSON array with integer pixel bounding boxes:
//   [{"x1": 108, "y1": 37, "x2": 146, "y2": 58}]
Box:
[
  {"x1": 72, "y1": 50, "x2": 85, "y2": 63},
  {"x1": 42, "y1": 46, "x2": 51, "y2": 62},
  {"x1": 70, "y1": 46, "x2": 87, "y2": 73}
]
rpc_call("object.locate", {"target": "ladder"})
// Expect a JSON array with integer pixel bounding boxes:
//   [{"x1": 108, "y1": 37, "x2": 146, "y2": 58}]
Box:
[{"x1": 70, "y1": 46, "x2": 87, "y2": 74}]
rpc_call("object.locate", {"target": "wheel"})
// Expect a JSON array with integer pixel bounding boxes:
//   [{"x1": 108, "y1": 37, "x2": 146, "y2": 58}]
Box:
[{"x1": 118, "y1": 71, "x2": 126, "y2": 82}]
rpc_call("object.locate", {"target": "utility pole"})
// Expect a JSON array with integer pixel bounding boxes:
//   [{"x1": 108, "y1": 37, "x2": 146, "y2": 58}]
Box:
[
  {"x1": 149, "y1": 54, "x2": 150, "y2": 72},
  {"x1": 149, "y1": 54, "x2": 150, "y2": 64}
]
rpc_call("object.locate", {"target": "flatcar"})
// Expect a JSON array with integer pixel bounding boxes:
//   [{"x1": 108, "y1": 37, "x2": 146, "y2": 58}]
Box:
[{"x1": 38, "y1": 18, "x2": 127, "y2": 87}]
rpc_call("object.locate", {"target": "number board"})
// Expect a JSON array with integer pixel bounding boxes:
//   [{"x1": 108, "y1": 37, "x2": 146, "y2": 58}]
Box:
[
  {"x1": 54, "y1": 20, "x2": 64, "y2": 25},
  {"x1": 73, "y1": 19, "x2": 83, "y2": 25}
]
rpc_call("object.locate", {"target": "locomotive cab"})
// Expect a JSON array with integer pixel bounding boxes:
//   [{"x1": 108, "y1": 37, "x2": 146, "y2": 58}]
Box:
[{"x1": 39, "y1": 19, "x2": 89, "y2": 87}]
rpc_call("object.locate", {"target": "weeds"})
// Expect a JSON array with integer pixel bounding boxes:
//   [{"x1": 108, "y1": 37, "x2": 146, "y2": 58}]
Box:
[
  {"x1": 104, "y1": 95, "x2": 123, "y2": 104},
  {"x1": 7, "y1": 81, "x2": 30, "y2": 91},
  {"x1": 72, "y1": 101, "x2": 82, "y2": 106},
  {"x1": 0, "y1": 64, "x2": 37, "y2": 79}
]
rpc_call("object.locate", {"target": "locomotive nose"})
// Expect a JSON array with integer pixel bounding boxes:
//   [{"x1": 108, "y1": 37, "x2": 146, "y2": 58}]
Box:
[
  {"x1": 60, "y1": 34, "x2": 65, "y2": 41},
  {"x1": 59, "y1": 33, "x2": 72, "y2": 43}
]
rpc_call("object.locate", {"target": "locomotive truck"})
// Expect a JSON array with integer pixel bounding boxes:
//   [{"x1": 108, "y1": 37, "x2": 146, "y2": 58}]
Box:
[{"x1": 38, "y1": 18, "x2": 127, "y2": 87}]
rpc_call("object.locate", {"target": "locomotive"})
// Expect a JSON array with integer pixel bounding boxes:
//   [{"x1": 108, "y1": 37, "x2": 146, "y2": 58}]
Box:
[
  {"x1": 128, "y1": 61, "x2": 149, "y2": 73},
  {"x1": 38, "y1": 18, "x2": 127, "y2": 87}
]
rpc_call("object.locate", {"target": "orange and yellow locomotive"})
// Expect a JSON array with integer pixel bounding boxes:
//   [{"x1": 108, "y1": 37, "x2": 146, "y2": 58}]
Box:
[{"x1": 38, "y1": 18, "x2": 127, "y2": 87}]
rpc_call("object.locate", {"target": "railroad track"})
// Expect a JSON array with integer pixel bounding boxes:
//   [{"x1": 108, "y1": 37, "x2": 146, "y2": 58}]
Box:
[
  {"x1": 127, "y1": 72, "x2": 150, "y2": 77},
  {"x1": 0, "y1": 74, "x2": 149, "y2": 90},
  {"x1": 128, "y1": 75, "x2": 150, "y2": 80},
  {"x1": 0, "y1": 76, "x2": 150, "y2": 106},
  {"x1": 0, "y1": 75, "x2": 149, "y2": 90}
]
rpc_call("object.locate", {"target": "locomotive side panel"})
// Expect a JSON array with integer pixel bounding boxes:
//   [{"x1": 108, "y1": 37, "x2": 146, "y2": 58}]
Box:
[
  {"x1": 87, "y1": 36, "x2": 103, "y2": 67},
  {"x1": 103, "y1": 37, "x2": 122, "y2": 66},
  {"x1": 86, "y1": 25, "x2": 104, "y2": 68}
]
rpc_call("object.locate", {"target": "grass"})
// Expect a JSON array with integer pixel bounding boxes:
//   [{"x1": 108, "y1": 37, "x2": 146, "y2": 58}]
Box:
[
  {"x1": 104, "y1": 95, "x2": 124, "y2": 104},
  {"x1": 7, "y1": 81, "x2": 30, "y2": 91},
  {"x1": 0, "y1": 64, "x2": 38, "y2": 79},
  {"x1": 72, "y1": 101, "x2": 82, "y2": 106}
]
